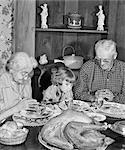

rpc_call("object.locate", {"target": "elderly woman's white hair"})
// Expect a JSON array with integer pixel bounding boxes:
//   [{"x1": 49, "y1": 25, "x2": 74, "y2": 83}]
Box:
[{"x1": 6, "y1": 52, "x2": 38, "y2": 73}]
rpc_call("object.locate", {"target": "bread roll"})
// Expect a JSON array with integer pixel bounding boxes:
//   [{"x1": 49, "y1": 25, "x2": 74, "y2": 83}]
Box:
[
  {"x1": 2, "y1": 121, "x2": 18, "y2": 132},
  {"x1": 0, "y1": 129, "x2": 12, "y2": 138},
  {"x1": 0, "y1": 121, "x2": 18, "y2": 138},
  {"x1": 40, "y1": 109, "x2": 92, "y2": 150}
]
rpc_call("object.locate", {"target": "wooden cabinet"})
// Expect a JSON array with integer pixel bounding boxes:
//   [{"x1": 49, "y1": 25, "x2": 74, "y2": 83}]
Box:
[
  {"x1": 35, "y1": 0, "x2": 109, "y2": 60},
  {"x1": 15, "y1": 0, "x2": 124, "y2": 61}
]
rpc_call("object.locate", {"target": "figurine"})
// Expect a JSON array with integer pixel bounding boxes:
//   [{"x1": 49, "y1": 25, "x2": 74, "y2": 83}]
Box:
[
  {"x1": 96, "y1": 5, "x2": 105, "y2": 31},
  {"x1": 39, "y1": 54, "x2": 48, "y2": 65},
  {"x1": 40, "y1": 3, "x2": 48, "y2": 29}
]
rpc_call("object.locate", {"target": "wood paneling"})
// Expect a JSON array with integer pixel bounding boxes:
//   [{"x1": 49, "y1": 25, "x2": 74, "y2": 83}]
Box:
[
  {"x1": 35, "y1": 31, "x2": 63, "y2": 60},
  {"x1": 62, "y1": 0, "x2": 78, "y2": 51},
  {"x1": 107, "y1": 0, "x2": 118, "y2": 40},
  {"x1": 107, "y1": 0, "x2": 125, "y2": 61},
  {"x1": 77, "y1": 0, "x2": 103, "y2": 59},
  {"x1": 15, "y1": 0, "x2": 36, "y2": 56},
  {"x1": 115, "y1": 0, "x2": 125, "y2": 61},
  {"x1": 36, "y1": 0, "x2": 64, "y2": 59}
]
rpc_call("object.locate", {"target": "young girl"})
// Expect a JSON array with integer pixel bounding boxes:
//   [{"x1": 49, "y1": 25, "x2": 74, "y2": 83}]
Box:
[{"x1": 42, "y1": 66, "x2": 76, "y2": 110}]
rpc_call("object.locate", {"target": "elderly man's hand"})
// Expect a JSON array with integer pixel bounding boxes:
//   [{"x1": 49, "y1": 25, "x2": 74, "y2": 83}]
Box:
[{"x1": 95, "y1": 89, "x2": 114, "y2": 102}]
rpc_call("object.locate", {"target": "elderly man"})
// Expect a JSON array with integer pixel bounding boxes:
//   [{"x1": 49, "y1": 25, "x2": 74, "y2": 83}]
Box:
[{"x1": 74, "y1": 39, "x2": 125, "y2": 104}]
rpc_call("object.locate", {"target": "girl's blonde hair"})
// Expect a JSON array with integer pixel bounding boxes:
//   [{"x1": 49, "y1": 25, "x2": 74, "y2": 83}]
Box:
[{"x1": 51, "y1": 66, "x2": 76, "y2": 85}]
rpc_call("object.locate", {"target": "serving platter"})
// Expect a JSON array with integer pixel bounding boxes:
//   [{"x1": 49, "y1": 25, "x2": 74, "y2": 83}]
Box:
[
  {"x1": 13, "y1": 104, "x2": 62, "y2": 126},
  {"x1": 85, "y1": 112, "x2": 106, "y2": 122},
  {"x1": 38, "y1": 134, "x2": 63, "y2": 150},
  {"x1": 38, "y1": 129, "x2": 114, "y2": 150},
  {"x1": 71, "y1": 100, "x2": 91, "y2": 112},
  {"x1": 12, "y1": 112, "x2": 50, "y2": 127},
  {"x1": 38, "y1": 132, "x2": 84, "y2": 150},
  {"x1": 110, "y1": 121, "x2": 125, "y2": 136},
  {"x1": 97, "y1": 102, "x2": 125, "y2": 119}
]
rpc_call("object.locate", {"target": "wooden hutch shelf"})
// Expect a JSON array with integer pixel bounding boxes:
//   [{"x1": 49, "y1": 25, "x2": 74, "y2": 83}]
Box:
[{"x1": 35, "y1": 28, "x2": 108, "y2": 34}]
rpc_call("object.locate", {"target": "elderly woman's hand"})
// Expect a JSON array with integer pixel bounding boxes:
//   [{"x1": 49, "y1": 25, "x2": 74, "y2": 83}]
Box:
[{"x1": 16, "y1": 98, "x2": 39, "y2": 111}]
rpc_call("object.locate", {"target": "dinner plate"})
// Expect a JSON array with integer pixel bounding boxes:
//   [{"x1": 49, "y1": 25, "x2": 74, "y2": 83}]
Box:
[
  {"x1": 12, "y1": 108, "x2": 53, "y2": 127},
  {"x1": 12, "y1": 104, "x2": 62, "y2": 126},
  {"x1": 97, "y1": 102, "x2": 125, "y2": 119},
  {"x1": 38, "y1": 132, "x2": 79, "y2": 150},
  {"x1": 71, "y1": 100, "x2": 91, "y2": 112},
  {"x1": 19, "y1": 110, "x2": 46, "y2": 119},
  {"x1": 110, "y1": 121, "x2": 125, "y2": 136},
  {"x1": 12, "y1": 113, "x2": 50, "y2": 127},
  {"x1": 86, "y1": 112, "x2": 106, "y2": 122}
]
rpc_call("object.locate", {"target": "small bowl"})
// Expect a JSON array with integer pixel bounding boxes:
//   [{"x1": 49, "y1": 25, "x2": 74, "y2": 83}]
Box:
[
  {"x1": 116, "y1": 121, "x2": 125, "y2": 131},
  {"x1": 111, "y1": 121, "x2": 125, "y2": 136},
  {"x1": 0, "y1": 128, "x2": 29, "y2": 145}
]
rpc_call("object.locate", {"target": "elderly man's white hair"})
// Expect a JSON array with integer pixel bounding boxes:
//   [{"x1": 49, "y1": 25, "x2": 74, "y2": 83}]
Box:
[
  {"x1": 95, "y1": 39, "x2": 117, "y2": 53},
  {"x1": 8, "y1": 52, "x2": 38, "y2": 72}
]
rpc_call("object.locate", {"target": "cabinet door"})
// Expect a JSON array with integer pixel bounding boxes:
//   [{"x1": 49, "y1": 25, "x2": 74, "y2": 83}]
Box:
[{"x1": 14, "y1": 0, "x2": 36, "y2": 56}]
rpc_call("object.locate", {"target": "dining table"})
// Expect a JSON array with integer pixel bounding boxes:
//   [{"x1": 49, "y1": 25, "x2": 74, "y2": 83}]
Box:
[{"x1": 0, "y1": 116, "x2": 125, "y2": 150}]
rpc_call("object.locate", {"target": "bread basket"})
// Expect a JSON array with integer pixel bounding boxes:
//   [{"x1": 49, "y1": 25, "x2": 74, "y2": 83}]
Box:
[
  {"x1": 0, "y1": 128, "x2": 29, "y2": 145},
  {"x1": 62, "y1": 45, "x2": 83, "y2": 69}
]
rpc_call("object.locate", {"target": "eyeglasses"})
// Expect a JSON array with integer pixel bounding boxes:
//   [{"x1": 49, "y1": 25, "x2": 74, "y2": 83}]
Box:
[
  {"x1": 19, "y1": 71, "x2": 31, "y2": 80},
  {"x1": 95, "y1": 57, "x2": 113, "y2": 64}
]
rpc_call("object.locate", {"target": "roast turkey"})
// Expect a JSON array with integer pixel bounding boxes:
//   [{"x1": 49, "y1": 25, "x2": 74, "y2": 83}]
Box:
[
  {"x1": 64, "y1": 121, "x2": 106, "y2": 149},
  {"x1": 39, "y1": 109, "x2": 92, "y2": 150}
]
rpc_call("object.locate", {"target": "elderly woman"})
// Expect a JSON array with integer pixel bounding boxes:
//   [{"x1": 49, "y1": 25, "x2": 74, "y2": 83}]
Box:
[{"x1": 0, "y1": 52, "x2": 39, "y2": 121}]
